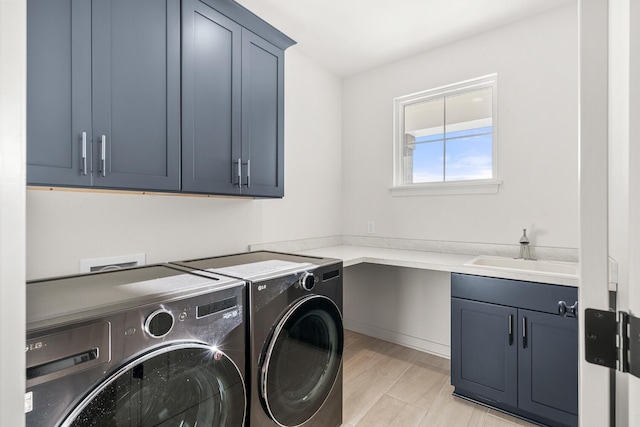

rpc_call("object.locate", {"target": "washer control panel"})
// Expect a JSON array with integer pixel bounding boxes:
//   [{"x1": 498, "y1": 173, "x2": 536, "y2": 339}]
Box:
[{"x1": 299, "y1": 272, "x2": 317, "y2": 291}]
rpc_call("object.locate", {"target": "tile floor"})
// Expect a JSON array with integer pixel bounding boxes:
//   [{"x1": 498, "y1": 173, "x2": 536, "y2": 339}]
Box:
[{"x1": 341, "y1": 330, "x2": 537, "y2": 427}]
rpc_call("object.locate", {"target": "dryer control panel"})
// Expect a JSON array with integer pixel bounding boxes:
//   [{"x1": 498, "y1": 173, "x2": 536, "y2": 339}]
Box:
[{"x1": 26, "y1": 322, "x2": 111, "y2": 389}]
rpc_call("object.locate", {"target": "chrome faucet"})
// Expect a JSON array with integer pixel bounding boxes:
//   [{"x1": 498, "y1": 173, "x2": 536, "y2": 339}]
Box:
[{"x1": 517, "y1": 229, "x2": 533, "y2": 260}]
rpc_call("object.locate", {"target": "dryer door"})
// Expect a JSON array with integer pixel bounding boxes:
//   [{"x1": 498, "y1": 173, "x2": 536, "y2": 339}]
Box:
[
  {"x1": 261, "y1": 295, "x2": 344, "y2": 426},
  {"x1": 60, "y1": 342, "x2": 245, "y2": 427}
]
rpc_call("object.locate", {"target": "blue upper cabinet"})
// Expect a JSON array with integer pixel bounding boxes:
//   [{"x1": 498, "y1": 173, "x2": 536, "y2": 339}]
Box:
[
  {"x1": 241, "y1": 30, "x2": 285, "y2": 198},
  {"x1": 27, "y1": 0, "x2": 92, "y2": 187},
  {"x1": 27, "y1": 0, "x2": 294, "y2": 197},
  {"x1": 182, "y1": 0, "x2": 293, "y2": 197},
  {"x1": 91, "y1": 0, "x2": 181, "y2": 191},
  {"x1": 181, "y1": 0, "x2": 242, "y2": 195},
  {"x1": 27, "y1": 0, "x2": 181, "y2": 192}
]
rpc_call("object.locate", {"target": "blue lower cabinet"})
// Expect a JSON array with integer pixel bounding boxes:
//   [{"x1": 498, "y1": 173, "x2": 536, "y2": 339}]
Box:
[
  {"x1": 451, "y1": 298, "x2": 518, "y2": 407},
  {"x1": 518, "y1": 309, "x2": 578, "y2": 426},
  {"x1": 451, "y1": 273, "x2": 578, "y2": 427}
]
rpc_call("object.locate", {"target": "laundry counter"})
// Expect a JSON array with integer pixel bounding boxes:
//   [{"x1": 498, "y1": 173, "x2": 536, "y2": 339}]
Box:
[{"x1": 296, "y1": 245, "x2": 579, "y2": 287}]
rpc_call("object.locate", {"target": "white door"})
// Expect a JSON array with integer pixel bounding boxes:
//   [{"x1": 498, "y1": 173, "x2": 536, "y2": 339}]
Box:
[
  {"x1": 626, "y1": 1, "x2": 640, "y2": 424},
  {"x1": 0, "y1": 0, "x2": 27, "y2": 426},
  {"x1": 580, "y1": 0, "x2": 640, "y2": 426}
]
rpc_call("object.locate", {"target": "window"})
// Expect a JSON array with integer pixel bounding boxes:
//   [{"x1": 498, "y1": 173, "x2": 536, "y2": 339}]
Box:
[{"x1": 392, "y1": 74, "x2": 500, "y2": 196}]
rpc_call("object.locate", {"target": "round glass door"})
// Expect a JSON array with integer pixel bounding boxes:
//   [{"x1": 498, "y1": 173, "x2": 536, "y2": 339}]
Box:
[
  {"x1": 262, "y1": 295, "x2": 344, "y2": 427},
  {"x1": 62, "y1": 343, "x2": 245, "y2": 427}
]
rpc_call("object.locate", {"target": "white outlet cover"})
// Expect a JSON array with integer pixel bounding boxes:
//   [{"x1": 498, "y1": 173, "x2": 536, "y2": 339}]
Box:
[{"x1": 80, "y1": 253, "x2": 146, "y2": 273}]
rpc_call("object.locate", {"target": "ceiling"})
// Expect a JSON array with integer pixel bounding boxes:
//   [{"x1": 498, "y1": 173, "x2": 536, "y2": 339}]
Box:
[{"x1": 235, "y1": 0, "x2": 576, "y2": 77}]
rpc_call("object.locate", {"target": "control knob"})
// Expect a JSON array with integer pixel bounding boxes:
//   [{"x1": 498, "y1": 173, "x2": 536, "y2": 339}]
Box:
[
  {"x1": 299, "y1": 272, "x2": 316, "y2": 291},
  {"x1": 144, "y1": 308, "x2": 174, "y2": 338}
]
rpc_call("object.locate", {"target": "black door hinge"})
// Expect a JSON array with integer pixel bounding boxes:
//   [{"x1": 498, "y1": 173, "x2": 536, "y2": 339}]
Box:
[{"x1": 585, "y1": 308, "x2": 640, "y2": 379}]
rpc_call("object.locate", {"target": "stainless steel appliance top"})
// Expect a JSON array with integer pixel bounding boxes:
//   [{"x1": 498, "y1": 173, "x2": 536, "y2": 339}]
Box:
[
  {"x1": 171, "y1": 250, "x2": 341, "y2": 281},
  {"x1": 208, "y1": 259, "x2": 314, "y2": 281},
  {"x1": 27, "y1": 264, "x2": 243, "y2": 330}
]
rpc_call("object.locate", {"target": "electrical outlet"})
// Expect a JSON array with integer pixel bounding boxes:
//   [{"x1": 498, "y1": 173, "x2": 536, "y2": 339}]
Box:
[{"x1": 367, "y1": 221, "x2": 375, "y2": 234}]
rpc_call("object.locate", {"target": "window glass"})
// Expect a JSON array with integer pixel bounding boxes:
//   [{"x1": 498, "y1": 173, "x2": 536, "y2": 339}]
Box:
[
  {"x1": 394, "y1": 75, "x2": 497, "y2": 190},
  {"x1": 446, "y1": 132, "x2": 493, "y2": 181},
  {"x1": 412, "y1": 140, "x2": 444, "y2": 183}
]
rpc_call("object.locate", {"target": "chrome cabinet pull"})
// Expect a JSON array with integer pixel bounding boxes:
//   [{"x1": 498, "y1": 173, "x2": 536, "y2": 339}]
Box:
[
  {"x1": 81, "y1": 132, "x2": 87, "y2": 175},
  {"x1": 522, "y1": 317, "x2": 527, "y2": 348},
  {"x1": 243, "y1": 159, "x2": 250, "y2": 187},
  {"x1": 508, "y1": 314, "x2": 513, "y2": 345},
  {"x1": 100, "y1": 135, "x2": 106, "y2": 177},
  {"x1": 236, "y1": 158, "x2": 242, "y2": 186}
]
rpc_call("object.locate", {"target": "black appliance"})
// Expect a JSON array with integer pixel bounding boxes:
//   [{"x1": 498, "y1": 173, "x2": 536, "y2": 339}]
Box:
[
  {"x1": 26, "y1": 264, "x2": 246, "y2": 427},
  {"x1": 172, "y1": 251, "x2": 344, "y2": 427}
]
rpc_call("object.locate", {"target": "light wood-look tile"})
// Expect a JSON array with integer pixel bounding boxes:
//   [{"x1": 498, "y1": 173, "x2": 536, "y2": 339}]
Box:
[
  {"x1": 342, "y1": 330, "x2": 538, "y2": 427},
  {"x1": 483, "y1": 414, "x2": 526, "y2": 427},
  {"x1": 344, "y1": 337, "x2": 419, "y2": 381},
  {"x1": 487, "y1": 409, "x2": 538, "y2": 426},
  {"x1": 417, "y1": 383, "x2": 488, "y2": 427},
  {"x1": 343, "y1": 334, "x2": 395, "y2": 382},
  {"x1": 342, "y1": 366, "x2": 400, "y2": 425},
  {"x1": 344, "y1": 329, "x2": 366, "y2": 349},
  {"x1": 386, "y1": 358, "x2": 449, "y2": 410},
  {"x1": 411, "y1": 348, "x2": 451, "y2": 371},
  {"x1": 354, "y1": 394, "x2": 426, "y2": 427}
]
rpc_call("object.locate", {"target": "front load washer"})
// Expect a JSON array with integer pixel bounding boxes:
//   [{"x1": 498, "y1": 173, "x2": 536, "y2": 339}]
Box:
[
  {"x1": 26, "y1": 264, "x2": 247, "y2": 427},
  {"x1": 172, "y1": 251, "x2": 344, "y2": 427}
]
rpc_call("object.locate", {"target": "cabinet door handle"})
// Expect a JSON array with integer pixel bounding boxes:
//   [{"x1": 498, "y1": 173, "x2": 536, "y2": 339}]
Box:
[
  {"x1": 508, "y1": 314, "x2": 513, "y2": 345},
  {"x1": 100, "y1": 135, "x2": 107, "y2": 177},
  {"x1": 558, "y1": 300, "x2": 579, "y2": 317},
  {"x1": 81, "y1": 132, "x2": 87, "y2": 176},
  {"x1": 243, "y1": 159, "x2": 251, "y2": 188},
  {"x1": 522, "y1": 317, "x2": 527, "y2": 348},
  {"x1": 236, "y1": 158, "x2": 242, "y2": 186},
  {"x1": 568, "y1": 301, "x2": 579, "y2": 317}
]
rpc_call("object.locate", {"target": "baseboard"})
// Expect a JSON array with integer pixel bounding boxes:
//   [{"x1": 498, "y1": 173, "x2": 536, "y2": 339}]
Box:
[{"x1": 344, "y1": 318, "x2": 450, "y2": 359}]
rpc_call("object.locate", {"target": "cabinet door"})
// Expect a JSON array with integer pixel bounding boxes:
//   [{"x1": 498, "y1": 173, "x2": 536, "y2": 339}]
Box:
[
  {"x1": 451, "y1": 298, "x2": 518, "y2": 407},
  {"x1": 92, "y1": 0, "x2": 181, "y2": 191},
  {"x1": 27, "y1": 0, "x2": 92, "y2": 187},
  {"x1": 241, "y1": 29, "x2": 285, "y2": 198},
  {"x1": 181, "y1": 0, "x2": 242, "y2": 195},
  {"x1": 518, "y1": 310, "x2": 578, "y2": 427}
]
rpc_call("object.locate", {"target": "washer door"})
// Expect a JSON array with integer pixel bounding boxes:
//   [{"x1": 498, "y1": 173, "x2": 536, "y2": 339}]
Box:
[
  {"x1": 61, "y1": 342, "x2": 245, "y2": 427},
  {"x1": 261, "y1": 295, "x2": 344, "y2": 427}
]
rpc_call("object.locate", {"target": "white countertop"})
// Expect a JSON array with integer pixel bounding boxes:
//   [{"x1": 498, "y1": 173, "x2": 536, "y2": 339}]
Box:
[{"x1": 297, "y1": 245, "x2": 579, "y2": 287}]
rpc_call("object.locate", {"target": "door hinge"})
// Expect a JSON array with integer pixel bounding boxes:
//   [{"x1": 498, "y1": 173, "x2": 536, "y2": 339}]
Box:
[{"x1": 585, "y1": 308, "x2": 640, "y2": 379}]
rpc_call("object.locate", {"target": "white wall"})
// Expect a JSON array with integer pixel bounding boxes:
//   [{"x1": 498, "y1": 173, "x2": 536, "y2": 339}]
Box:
[
  {"x1": 344, "y1": 264, "x2": 451, "y2": 357},
  {"x1": 342, "y1": 5, "x2": 579, "y2": 249},
  {"x1": 0, "y1": 0, "x2": 27, "y2": 425},
  {"x1": 26, "y1": 48, "x2": 343, "y2": 280}
]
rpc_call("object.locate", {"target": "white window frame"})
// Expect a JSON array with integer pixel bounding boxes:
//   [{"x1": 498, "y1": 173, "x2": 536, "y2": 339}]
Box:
[{"x1": 391, "y1": 74, "x2": 501, "y2": 196}]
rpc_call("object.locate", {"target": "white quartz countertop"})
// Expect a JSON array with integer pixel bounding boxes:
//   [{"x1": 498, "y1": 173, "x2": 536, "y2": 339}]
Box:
[{"x1": 297, "y1": 245, "x2": 579, "y2": 287}]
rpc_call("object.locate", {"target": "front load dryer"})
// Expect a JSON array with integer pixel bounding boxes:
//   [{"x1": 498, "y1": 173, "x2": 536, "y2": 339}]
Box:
[
  {"x1": 172, "y1": 251, "x2": 344, "y2": 427},
  {"x1": 26, "y1": 264, "x2": 246, "y2": 427}
]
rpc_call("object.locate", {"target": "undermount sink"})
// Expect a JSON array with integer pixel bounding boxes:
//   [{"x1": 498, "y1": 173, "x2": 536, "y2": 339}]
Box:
[{"x1": 465, "y1": 255, "x2": 579, "y2": 277}]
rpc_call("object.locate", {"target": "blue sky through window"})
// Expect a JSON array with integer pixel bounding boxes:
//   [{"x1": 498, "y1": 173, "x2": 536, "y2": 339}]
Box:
[{"x1": 412, "y1": 126, "x2": 492, "y2": 183}]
